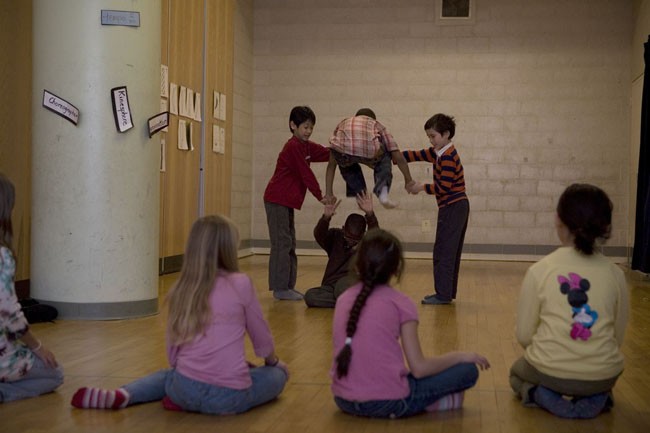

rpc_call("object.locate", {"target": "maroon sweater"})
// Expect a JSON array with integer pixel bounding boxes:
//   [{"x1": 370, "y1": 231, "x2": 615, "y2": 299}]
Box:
[{"x1": 264, "y1": 136, "x2": 330, "y2": 209}]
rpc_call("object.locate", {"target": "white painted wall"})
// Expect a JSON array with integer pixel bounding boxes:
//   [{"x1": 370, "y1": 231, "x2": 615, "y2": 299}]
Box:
[{"x1": 250, "y1": 0, "x2": 635, "y2": 259}]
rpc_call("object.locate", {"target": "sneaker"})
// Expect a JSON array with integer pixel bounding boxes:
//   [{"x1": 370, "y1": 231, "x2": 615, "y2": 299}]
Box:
[
  {"x1": 421, "y1": 295, "x2": 452, "y2": 305},
  {"x1": 273, "y1": 289, "x2": 304, "y2": 301}
]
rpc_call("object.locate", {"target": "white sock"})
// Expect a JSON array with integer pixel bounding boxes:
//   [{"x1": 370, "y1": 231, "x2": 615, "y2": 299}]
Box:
[
  {"x1": 378, "y1": 186, "x2": 390, "y2": 202},
  {"x1": 426, "y1": 392, "x2": 465, "y2": 412}
]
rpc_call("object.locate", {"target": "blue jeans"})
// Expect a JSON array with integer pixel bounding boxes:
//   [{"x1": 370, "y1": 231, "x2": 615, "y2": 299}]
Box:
[
  {"x1": 123, "y1": 366, "x2": 287, "y2": 415},
  {"x1": 334, "y1": 363, "x2": 478, "y2": 418},
  {"x1": 332, "y1": 149, "x2": 393, "y2": 197},
  {"x1": 0, "y1": 357, "x2": 64, "y2": 403}
]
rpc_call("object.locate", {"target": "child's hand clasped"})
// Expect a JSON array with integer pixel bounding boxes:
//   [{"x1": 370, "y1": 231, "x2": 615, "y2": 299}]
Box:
[
  {"x1": 321, "y1": 195, "x2": 338, "y2": 206},
  {"x1": 406, "y1": 181, "x2": 423, "y2": 195}
]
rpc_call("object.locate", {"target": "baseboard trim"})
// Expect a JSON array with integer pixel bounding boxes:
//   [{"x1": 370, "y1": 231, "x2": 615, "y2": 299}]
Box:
[
  {"x1": 250, "y1": 239, "x2": 630, "y2": 263},
  {"x1": 38, "y1": 298, "x2": 159, "y2": 320}
]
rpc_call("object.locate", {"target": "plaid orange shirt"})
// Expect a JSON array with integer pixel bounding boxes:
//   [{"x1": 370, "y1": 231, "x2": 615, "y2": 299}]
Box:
[{"x1": 329, "y1": 116, "x2": 399, "y2": 159}]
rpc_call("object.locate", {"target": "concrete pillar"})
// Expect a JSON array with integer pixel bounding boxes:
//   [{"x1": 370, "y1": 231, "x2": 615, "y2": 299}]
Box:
[{"x1": 31, "y1": 0, "x2": 161, "y2": 319}]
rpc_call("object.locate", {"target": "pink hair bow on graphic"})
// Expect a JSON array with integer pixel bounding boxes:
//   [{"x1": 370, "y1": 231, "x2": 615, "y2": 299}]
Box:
[{"x1": 557, "y1": 272, "x2": 583, "y2": 290}]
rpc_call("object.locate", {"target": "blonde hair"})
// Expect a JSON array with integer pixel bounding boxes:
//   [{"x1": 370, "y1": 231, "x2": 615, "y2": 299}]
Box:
[{"x1": 166, "y1": 215, "x2": 239, "y2": 344}]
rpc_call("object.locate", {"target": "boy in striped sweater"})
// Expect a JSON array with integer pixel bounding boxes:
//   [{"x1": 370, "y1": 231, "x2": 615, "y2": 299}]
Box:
[{"x1": 402, "y1": 114, "x2": 469, "y2": 305}]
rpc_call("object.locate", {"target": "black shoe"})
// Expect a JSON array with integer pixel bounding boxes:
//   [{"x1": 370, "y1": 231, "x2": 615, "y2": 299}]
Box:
[
  {"x1": 273, "y1": 289, "x2": 304, "y2": 301},
  {"x1": 421, "y1": 295, "x2": 452, "y2": 305}
]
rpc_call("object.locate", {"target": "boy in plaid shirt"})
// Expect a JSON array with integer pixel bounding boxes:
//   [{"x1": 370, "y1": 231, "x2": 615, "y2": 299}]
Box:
[{"x1": 325, "y1": 108, "x2": 415, "y2": 208}]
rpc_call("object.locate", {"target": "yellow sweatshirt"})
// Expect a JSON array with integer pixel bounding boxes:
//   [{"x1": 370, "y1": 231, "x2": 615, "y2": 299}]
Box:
[{"x1": 516, "y1": 247, "x2": 628, "y2": 381}]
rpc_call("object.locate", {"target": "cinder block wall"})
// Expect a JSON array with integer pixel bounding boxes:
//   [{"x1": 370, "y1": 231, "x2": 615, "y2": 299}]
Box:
[{"x1": 250, "y1": 0, "x2": 634, "y2": 261}]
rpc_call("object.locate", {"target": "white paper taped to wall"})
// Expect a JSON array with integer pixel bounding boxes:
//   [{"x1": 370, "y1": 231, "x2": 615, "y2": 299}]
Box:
[
  {"x1": 170, "y1": 83, "x2": 178, "y2": 115},
  {"x1": 178, "y1": 119, "x2": 188, "y2": 150}
]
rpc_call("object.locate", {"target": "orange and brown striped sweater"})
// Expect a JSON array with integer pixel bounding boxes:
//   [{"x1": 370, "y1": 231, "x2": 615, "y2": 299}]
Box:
[{"x1": 402, "y1": 144, "x2": 467, "y2": 208}]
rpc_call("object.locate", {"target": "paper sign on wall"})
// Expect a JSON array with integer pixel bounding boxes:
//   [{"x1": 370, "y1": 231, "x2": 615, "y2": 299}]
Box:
[
  {"x1": 148, "y1": 112, "x2": 169, "y2": 138},
  {"x1": 213, "y1": 91, "x2": 226, "y2": 121},
  {"x1": 42, "y1": 90, "x2": 79, "y2": 125},
  {"x1": 219, "y1": 127, "x2": 226, "y2": 154},
  {"x1": 179, "y1": 86, "x2": 187, "y2": 117},
  {"x1": 178, "y1": 119, "x2": 188, "y2": 150},
  {"x1": 212, "y1": 125, "x2": 225, "y2": 154},
  {"x1": 111, "y1": 86, "x2": 134, "y2": 132},
  {"x1": 186, "y1": 88, "x2": 194, "y2": 119},
  {"x1": 160, "y1": 65, "x2": 169, "y2": 97},
  {"x1": 169, "y1": 83, "x2": 178, "y2": 115}
]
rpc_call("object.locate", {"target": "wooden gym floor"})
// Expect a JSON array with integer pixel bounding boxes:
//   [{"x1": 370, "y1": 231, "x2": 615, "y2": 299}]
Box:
[{"x1": 1, "y1": 255, "x2": 649, "y2": 433}]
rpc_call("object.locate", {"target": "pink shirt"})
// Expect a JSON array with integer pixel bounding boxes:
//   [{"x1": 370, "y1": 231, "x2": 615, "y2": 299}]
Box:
[
  {"x1": 167, "y1": 272, "x2": 275, "y2": 390},
  {"x1": 330, "y1": 283, "x2": 418, "y2": 401},
  {"x1": 329, "y1": 116, "x2": 399, "y2": 159}
]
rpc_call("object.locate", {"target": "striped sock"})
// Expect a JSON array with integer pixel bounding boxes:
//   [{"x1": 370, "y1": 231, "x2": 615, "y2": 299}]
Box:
[
  {"x1": 426, "y1": 392, "x2": 465, "y2": 412},
  {"x1": 71, "y1": 387, "x2": 130, "y2": 409}
]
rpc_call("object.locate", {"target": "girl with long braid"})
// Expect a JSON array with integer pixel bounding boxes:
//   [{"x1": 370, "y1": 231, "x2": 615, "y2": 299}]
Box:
[{"x1": 330, "y1": 229, "x2": 490, "y2": 418}]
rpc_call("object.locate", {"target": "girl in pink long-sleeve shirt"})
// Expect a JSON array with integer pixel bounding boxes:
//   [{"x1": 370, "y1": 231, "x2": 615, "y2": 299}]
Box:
[{"x1": 71, "y1": 215, "x2": 288, "y2": 414}]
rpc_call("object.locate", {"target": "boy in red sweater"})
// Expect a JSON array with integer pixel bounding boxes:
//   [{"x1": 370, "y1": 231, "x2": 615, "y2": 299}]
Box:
[{"x1": 264, "y1": 106, "x2": 331, "y2": 300}]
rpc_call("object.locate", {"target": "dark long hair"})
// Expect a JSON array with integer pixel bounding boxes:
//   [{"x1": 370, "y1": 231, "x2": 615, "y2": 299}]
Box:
[
  {"x1": 557, "y1": 183, "x2": 612, "y2": 255},
  {"x1": 335, "y1": 229, "x2": 404, "y2": 378},
  {"x1": 0, "y1": 173, "x2": 15, "y2": 251}
]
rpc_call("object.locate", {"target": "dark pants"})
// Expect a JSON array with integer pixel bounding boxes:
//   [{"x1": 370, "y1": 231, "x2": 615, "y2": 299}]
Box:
[
  {"x1": 433, "y1": 199, "x2": 469, "y2": 301},
  {"x1": 304, "y1": 275, "x2": 356, "y2": 308},
  {"x1": 331, "y1": 149, "x2": 392, "y2": 197},
  {"x1": 264, "y1": 201, "x2": 297, "y2": 292}
]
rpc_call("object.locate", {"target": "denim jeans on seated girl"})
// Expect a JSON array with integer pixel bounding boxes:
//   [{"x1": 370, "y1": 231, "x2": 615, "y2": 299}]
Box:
[
  {"x1": 123, "y1": 366, "x2": 287, "y2": 415},
  {"x1": 334, "y1": 363, "x2": 478, "y2": 419},
  {"x1": 0, "y1": 357, "x2": 64, "y2": 403}
]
